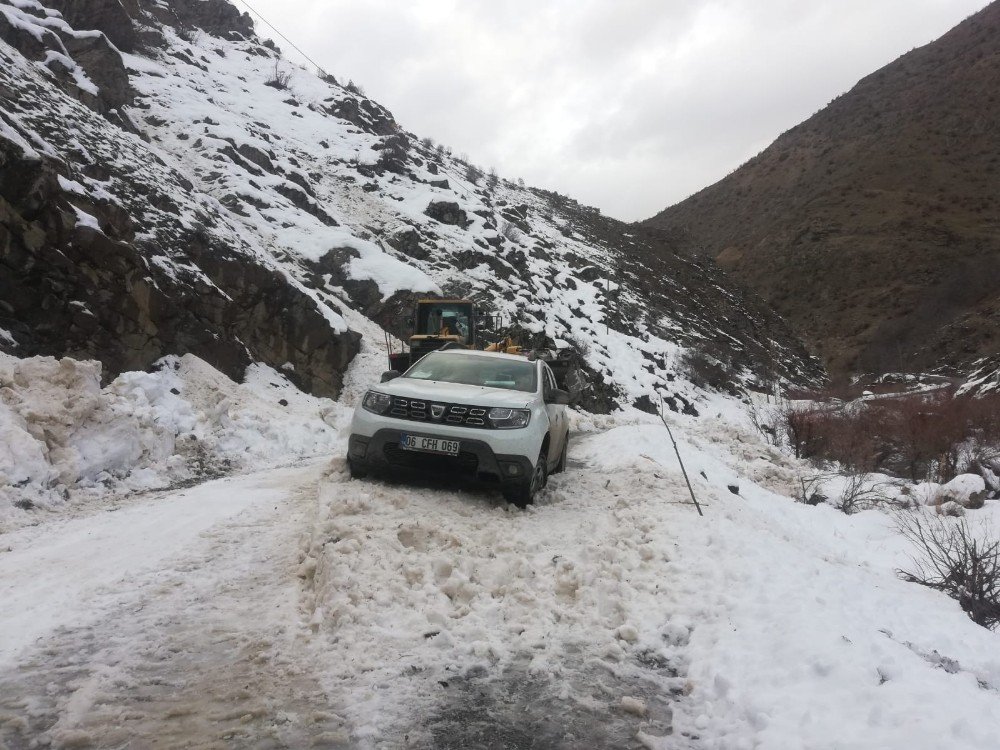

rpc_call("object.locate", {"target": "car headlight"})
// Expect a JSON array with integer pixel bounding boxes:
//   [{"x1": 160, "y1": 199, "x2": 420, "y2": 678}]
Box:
[
  {"x1": 488, "y1": 407, "x2": 530, "y2": 429},
  {"x1": 362, "y1": 390, "x2": 392, "y2": 415}
]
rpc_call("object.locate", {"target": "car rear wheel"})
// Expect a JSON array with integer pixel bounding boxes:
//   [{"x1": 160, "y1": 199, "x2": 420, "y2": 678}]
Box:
[{"x1": 503, "y1": 449, "x2": 547, "y2": 508}]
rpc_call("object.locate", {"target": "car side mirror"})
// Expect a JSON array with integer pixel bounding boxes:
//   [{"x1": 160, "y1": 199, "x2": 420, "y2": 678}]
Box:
[
  {"x1": 380, "y1": 370, "x2": 401, "y2": 383},
  {"x1": 546, "y1": 388, "x2": 570, "y2": 405}
]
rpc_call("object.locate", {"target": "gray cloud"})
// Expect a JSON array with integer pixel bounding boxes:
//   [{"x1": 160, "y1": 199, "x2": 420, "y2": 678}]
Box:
[{"x1": 246, "y1": 0, "x2": 987, "y2": 220}]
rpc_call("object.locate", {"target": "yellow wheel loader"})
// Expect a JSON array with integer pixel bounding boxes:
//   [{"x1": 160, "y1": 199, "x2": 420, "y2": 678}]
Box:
[{"x1": 385, "y1": 298, "x2": 577, "y2": 397}]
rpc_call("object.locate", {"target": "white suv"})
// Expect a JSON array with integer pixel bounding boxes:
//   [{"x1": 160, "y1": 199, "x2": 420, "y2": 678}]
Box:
[{"x1": 347, "y1": 349, "x2": 571, "y2": 506}]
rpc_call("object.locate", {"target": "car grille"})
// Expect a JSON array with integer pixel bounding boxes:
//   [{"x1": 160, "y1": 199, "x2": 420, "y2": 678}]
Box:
[
  {"x1": 383, "y1": 444, "x2": 479, "y2": 475},
  {"x1": 388, "y1": 397, "x2": 493, "y2": 428}
]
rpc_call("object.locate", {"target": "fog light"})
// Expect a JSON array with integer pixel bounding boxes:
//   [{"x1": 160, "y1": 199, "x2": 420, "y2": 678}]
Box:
[
  {"x1": 349, "y1": 438, "x2": 369, "y2": 458},
  {"x1": 504, "y1": 463, "x2": 521, "y2": 476}
]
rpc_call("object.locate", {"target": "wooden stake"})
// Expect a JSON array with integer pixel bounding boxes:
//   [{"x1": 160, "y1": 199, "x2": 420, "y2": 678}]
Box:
[{"x1": 659, "y1": 395, "x2": 704, "y2": 517}]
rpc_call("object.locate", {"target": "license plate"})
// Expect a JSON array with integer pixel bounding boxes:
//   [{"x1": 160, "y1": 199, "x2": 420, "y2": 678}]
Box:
[{"x1": 399, "y1": 434, "x2": 460, "y2": 456}]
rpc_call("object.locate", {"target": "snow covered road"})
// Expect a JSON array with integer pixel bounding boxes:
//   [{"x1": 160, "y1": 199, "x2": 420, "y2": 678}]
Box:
[
  {"x1": 0, "y1": 459, "x2": 350, "y2": 749},
  {"x1": 3, "y1": 418, "x2": 1000, "y2": 749},
  {"x1": 0, "y1": 463, "x2": 315, "y2": 669}
]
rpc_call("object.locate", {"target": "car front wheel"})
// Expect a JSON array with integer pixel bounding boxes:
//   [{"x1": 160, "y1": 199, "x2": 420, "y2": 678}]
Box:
[
  {"x1": 503, "y1": 449, "x2": 547, "y2": 508},
  {"x1": 348, "y1": 457, "x2": 368, "y2": 479}
]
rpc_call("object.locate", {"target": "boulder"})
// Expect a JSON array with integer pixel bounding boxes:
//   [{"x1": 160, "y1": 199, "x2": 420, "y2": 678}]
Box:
[
  {"x1": 939, "y1": 474, "x2": 988, "y2": 509},
  {"x1": 425, "y1": 201, "x2": 468, "y2": 228}
]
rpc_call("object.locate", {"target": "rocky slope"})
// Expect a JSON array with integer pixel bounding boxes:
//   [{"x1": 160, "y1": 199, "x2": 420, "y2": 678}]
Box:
[
  {"x1": 0, "y1": 0, "x2": 821, "y2": 413},
  {"x1": 643, "y1": 2, "x2": 1000, "y2": 378}
]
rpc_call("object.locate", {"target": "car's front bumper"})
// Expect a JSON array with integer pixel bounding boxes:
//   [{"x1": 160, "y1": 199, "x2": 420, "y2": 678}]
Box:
[{"x1": 348, "y1": 428, "x2": 534, "y2": 485}]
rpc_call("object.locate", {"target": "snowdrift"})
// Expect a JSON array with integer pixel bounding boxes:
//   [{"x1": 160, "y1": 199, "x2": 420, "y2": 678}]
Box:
[{"x1": 0, "y1": 352, "x2": 345, "y2": 531}]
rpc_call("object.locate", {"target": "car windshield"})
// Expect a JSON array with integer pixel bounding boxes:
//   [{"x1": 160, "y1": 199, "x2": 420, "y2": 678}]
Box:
[{"x1": 404, "y1": 352, "x2": 537, "y2": 393}]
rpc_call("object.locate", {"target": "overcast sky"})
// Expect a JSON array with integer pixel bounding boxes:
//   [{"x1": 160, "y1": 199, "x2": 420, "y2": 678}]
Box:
[{"x1": 244, "y1": 0, "x2": 987, "y2": 221}]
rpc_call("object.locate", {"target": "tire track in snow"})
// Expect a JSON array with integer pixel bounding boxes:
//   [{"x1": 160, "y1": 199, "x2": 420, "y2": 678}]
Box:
[
  {"x1": 302, "y1": 453, "x2": 699, "y2": 748},
  {"x1": 0, "y1": 460, "x2": 354, "y2": 749}
]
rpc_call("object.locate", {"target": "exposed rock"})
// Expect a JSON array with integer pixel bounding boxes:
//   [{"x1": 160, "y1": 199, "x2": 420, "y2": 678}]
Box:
[
  {"x1": 47, "y1": 0, "x2": 138, "y2": 52},
  {"x1": 236, "y1": 143, "x2": 276, "y2": 173},
  {"x1": 454, "y1": 250, "x2": 515, "y2": 279},
  {"x1": 0, "y1": 7, "x2": 133, "y2": 118},
  {"x1": 425, "y1": 201, "x2": 468, "y2": 228},
  {"x1": 274, "y1": 184, "x2": 338, "y2": 226},
  {"x1": 61, "y1": 32, "x2": 134, "y2": 111},
  {"x1": 146, "y1": 0, "x2": 254, "y2": 39},
  {"x1": 375, "y1": 134, "x2": 410, "y2": 175},
  {"x1": 500, "y1": 203, "x2": 531, "y2": 234},
  {"x1": 324, "y1": 96, "x2": 398, "y2": 136},
  {"x1": 631, "y1": 395, "x2": 658, "y2": 414},
  {"x1": 0, "y1": 119, "x2": 357, "y2": 399},
  {"x1": 387, "y1": 228, "x2": 429, "y2": 260}
]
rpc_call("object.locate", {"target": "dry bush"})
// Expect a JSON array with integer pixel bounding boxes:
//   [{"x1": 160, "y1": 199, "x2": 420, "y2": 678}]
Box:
[
  {"x1": 798, "y1": 473, "x2": 835, "y2": 505},
  {"x1": 465, "y1": 163, "x2": 483, "y2": 184},
  {"x1": 897, "y1": 513, "x2": 1000, "y2": 630},
  {"x1": 265, "y1": 61, "x2": 292, "y2": 90},
  {"x1": 836, "y1": 472, "x2": 904, "y2": 514},
  {"x1": 563, "y1": 332, "x2": 591, "y2": 359},
  {"x1": 780, "y1": 389, "x2": 1000, "y2": 483},
  {"x1": 747, "y1": 399, "x2": 782, "y2": 446}
]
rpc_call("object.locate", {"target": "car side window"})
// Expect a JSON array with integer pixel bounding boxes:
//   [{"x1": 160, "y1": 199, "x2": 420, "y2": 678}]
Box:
[{"x1": 542, "y1": 365, "x2": 556, "y2": 398}]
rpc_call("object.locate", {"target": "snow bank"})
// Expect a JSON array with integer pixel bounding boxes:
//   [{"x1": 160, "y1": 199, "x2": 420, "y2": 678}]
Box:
[
  {"x1": 0, "y1": 353, "x2": 344, "y2": 532},
  {"x1": 303, "y1": 410, "x2": 1000, "y2": 747}
]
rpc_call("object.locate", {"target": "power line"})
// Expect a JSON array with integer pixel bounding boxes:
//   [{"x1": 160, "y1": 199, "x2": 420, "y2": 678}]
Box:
[{"x1": 234, "y1": 0, "x2": 329, "y2": 77}]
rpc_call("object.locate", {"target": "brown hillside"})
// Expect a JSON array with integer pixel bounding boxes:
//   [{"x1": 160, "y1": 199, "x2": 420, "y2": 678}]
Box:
[{"x1": 643, "y1": 2, "x2": 1000, "y2": 376}]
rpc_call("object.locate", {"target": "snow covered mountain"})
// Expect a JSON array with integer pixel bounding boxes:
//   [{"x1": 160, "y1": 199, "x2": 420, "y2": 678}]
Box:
[
  {"x1": 0, "y1": 0, "x2": 822, "y2": 417},
  {"x1": 3, "y1": 5, "x2": 1000, "y2": 748}
]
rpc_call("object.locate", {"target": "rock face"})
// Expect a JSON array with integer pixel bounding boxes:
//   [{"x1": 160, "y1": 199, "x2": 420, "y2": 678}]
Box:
[
  {"x1": 0, "y1": 133, "x2": 358, "y2": 397},
  {"x1": 0, "y1": 2, "x2": 360, "y2": 397},
  {"x1": 643, "y1": 2, "x2": 1000, "y2": 377},
  {"x1": 1, "y1": 0, "x2": 822, "y2": 412},
  {"x1": 46, "y1": 0, "x2": 138, "y2": 51}
]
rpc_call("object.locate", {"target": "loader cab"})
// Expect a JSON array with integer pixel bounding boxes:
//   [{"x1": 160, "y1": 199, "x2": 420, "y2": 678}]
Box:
[
  {"x1": 414, "y1": 300, "x2": 474, "y2": 345},
  {"x1": 386, "y1": 298, "x2": 501, "y2": 372}
]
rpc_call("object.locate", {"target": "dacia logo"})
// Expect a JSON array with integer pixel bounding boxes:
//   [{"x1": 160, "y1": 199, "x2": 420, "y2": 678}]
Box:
[{"x1": 431, "y1": 404, "x2": 445, "y2": 419}]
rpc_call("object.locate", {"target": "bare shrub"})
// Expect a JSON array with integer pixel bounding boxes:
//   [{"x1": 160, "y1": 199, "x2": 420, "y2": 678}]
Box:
[
  {"x1": 835, "y1": 472, "x2": 902, "y2": 514},
  {"x1": 779, "y1": 389, "x2": 1000, "y2": 483},
  {"x1": 564, "y1": 333, "x2": 591, "y2": 360},
  {"x1": 265, "y1": 61, "x2": 292, "y2": 90},
  {"x1": 679, "y1": 349, "x2": 737, "y2": 394},
  {"x1": 465, "y1": 163, "x2": 484, "y2": 184},
  {"x1": 897, "y1": 514, "x2": 1000, "y2": 630},
  {"x1": 798, "y1": 473, "x2": 835, "y2": 505},
  {"x1": 747, "y1": 399, "x2": 782, "y2": 447}
]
